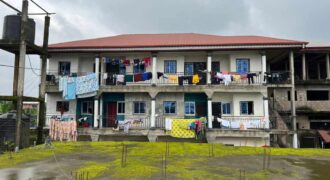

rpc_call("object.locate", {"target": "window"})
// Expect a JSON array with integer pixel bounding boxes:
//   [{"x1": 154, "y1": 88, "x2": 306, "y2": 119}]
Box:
[
  {"x1": 185, "y1": 101, "x2": 195, "y2": 116},
  {"x1": 164, "y1": 60, "x2": 177, "y2": 74},
  {"x1": 240, "y1": 101, "x2": 254, "y2": 115},
  {"x1": 307, "y1": 90, "x2": 329, "y2": 101},
  {"x1": 133, "y1": 59, "x2": 145, "y2": 73},
  {"x1": 236, "y1": 59, "x2": 250, "y2": 73},
  {"x1": 59, "y1": 62, "x2": 71, "y2": 75},
  {"x1": 222, "y1": 103, "x2": 231, "y2": 115},
  {"x1": 184, "y1": 63, "x2": 194, "y2": 75},
  {"x1": 164, "y1": 101, "x2": 176, "y2": 114},
  {"x1": 287, "y1": 91, "x2": 298, "y2": 101},
  {"x1": 81, "y1": 101, "x2": 93, "y2": 114},
  {"x1": 133, "y1": 101, "x2": 145, "y2": 114},
  {"x1": 56, "y1": 101, "x2": 69, "y2": 112},
  {"x1": 117, "y1": 101, "x2": 125, "y2": 114}
]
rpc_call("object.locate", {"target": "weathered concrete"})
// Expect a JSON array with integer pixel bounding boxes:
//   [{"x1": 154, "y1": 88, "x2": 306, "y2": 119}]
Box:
[{"x1": 206, "y1": 129, "x2": 270, "y2": 147}]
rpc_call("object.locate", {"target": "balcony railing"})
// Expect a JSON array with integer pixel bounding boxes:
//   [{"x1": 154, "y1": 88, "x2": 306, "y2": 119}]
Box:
[{"x1": 265, "y1": 71, "x2": 291, "y2": 84}]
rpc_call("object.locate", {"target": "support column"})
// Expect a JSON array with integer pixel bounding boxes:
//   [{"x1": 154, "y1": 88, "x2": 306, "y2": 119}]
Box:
[
  {"x1": 263, "y1": 97, "x2": 269, "y2": 129},
  {"x1": 99, "y1": 95, "x2": 103, "y2": 128},
  {"x1": 207, "y1": 53, "x2": 212, "y2": 85},
  {"x1": 100, "y1": 56, "x2": 104, "y2": 86},
  {"x1": 151, "y1": 53, "x2": 157, "y2": 85},
  {"x1": 302, "y1": 53, "x2": 306, "y2": 80},
  {"x1": 94, "y1": 99, "x2": 99, "y2": 128},
  {"x1": 207, "y1": 98, "x2": 213, "y2": 129},
  {"x1": 261, "y1": 52, "x2": 266, "y2": 83},
  {"x1": 37, "y1": 15, "x2": 50, "y2": 144},
  {"x1": 15, "y1": 0, "x2": 29, "y2": 151},
  {"x1": 150, "y1": 98, "x2": 156, "y2": 128},
  {"x1": 289, "y1": 51, "x2": 298, "y2": 148},
  {"x1": 94, "y1": 56, "x2": 100, "y2": 128},
  {"x1": 326, "y1": 53, "x2": 330, "y2": 79},
  {"x1": 12, "y1": 54, "x2": 19, "y2": 110}
]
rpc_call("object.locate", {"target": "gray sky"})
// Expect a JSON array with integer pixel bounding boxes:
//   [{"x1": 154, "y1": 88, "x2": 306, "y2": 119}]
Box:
[{"x1": 0, "y1": 0, "x2": 330, "y2": 97}]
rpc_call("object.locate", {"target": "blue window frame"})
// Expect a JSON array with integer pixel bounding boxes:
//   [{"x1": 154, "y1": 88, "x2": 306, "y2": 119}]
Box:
[
  {"x1": 185, "y1": 101, "x2": 195, "y2": 116},
  {"x1": 184, "y1": 63, "x2": 194, "y2": 75},
  {"x1": 164, "y1": 101, "x2": 176, "y2": 114},
  {"x1": 133, "y1": 101, "x2": 145, "y2": 114},
  {"x1": 222, "y1": 103, "x2": 231, "y2": 115},
  {"x1": 164, "y1": 60, "x2": 177, "y2": 74},
  {"x1": 240, "y1": 101, "x2": 254, "y2": 115},
  {"x1": 236, "y1": 59, "x2": 250, "y2": 74}
]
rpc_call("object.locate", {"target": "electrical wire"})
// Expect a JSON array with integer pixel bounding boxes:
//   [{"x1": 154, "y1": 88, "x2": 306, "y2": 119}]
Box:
[{"x1": 27, "y1": 55, "x2": 41, "y2": 76}]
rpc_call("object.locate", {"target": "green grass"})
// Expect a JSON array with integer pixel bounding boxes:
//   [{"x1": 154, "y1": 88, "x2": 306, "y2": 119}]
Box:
[{"x1": 1, "y1": 141, "x2": 330, "y2": 179}]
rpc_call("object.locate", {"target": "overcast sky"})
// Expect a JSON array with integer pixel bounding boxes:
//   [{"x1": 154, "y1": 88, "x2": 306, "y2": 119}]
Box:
[{"x1": 0, "y1": 0, "x2": 330, "y2": 97}]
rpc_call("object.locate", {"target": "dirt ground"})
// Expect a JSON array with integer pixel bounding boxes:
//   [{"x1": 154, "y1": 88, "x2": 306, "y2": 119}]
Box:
[{"x1": 0, "y1": 154, "x2": 329, "y2": 180}]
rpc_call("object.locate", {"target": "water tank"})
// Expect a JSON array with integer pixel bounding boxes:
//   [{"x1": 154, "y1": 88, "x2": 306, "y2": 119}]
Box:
[{"x1": 2, "y1": 15, "x2": 36, "y2": 44}]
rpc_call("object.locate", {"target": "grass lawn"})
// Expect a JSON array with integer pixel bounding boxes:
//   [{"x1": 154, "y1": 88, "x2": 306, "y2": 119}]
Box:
[{"x1": 1, "y1": 142, "x2": 330, "y2": 179}]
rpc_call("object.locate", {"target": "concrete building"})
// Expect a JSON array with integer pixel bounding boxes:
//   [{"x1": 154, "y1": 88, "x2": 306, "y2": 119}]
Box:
[{"x1": 45, "y1": 33, "x2": 330, "y2": 147}]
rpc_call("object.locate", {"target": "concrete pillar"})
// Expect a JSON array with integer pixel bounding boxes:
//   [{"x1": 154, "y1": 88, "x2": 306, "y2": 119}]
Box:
[
  {"x1": 207, "y1": 53, "x2": 212, "y2": 85},
  {"x1": 94, "y1": 99, "x2": 99, "y2": 128},
  {"x1": 289, "y1": 51, "x2": 298, "y2": 148},
  {"x1": 263, "y1": 97, "x2": 269, "y2": 129},
  {"x1": 95, "y1": 55, "x2": 100, "y2": 84},
  {"x1": 99, "y1": 95, "x2": 103, "y2": 128},
  {"x1": 152, "y1": 54, "x2": 157, "y2": 85},
  {"x1": 100, "y1": 57, "x2": 104, "y2": 86},
  {"x1": 326, "y1": 53, "x2": 330, "y2": 79},
  {"x1": 317, "y1": 62, "x2": 321, "y2": 80},
  {"x1": 207, "y1": 98, "x2": 213, "y2": 129},
  {"x1": 261, "y1": 53, "x2": 266, "y2": 83},
  {"x1": 150, "y1": 98, "x2": 156, "y2": 128},
  {"x1": 302, "y1": 53, "x2": 306, "y2": 80}
]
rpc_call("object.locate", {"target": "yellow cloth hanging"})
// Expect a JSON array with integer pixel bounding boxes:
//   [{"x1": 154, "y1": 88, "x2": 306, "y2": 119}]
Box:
[
  {"x1": 171, "y1": 119, "x2": 196, "y2": 138},
  {"x1": 192, "y1": 74, "x2": 200, "y2": 84},
  {"x1": 168, "y1": 75, "x2": 178, "y2": 83},
  {"x1": 233, "y1": 74, "x2": 241, "y2": 81}
]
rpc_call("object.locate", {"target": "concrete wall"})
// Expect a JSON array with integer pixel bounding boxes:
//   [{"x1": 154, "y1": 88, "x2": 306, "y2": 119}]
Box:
[
  {"x1": 298, "y1": 115, "x2": 310, "y2": 129},
  {"x1": 48, "y1": 54, "x2": 80, "y2": 74},
  {"x1": 229, "y1": 51, "x2": 262, "y2": 72},
  {"x1": 46, "y1": 93, "x2": 77, "y2": 116},
  {"x1": 156, "y1": 92, "x2": 185, "y2": 117}
]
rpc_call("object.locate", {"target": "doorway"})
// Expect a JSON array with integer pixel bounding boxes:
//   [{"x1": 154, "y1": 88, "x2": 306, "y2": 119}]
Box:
[{"x1": 107, "y1": 102, "x2": 117, "y2": 127}]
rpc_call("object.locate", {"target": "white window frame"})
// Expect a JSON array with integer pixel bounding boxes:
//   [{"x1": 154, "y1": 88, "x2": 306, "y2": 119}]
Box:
[
  {"x1": 133, "y1": 101, "x2": 146, "y2": 114},
  {"x1": 185, "y1": 101, "x2": 196, "y2": 116},
  {"x1": 81, "y1": 101, "x2": 93, "y2": 115},
  {"x1": 163, "y1": 101, "x2": 176, "y2": 115},
  {"x1": 117, "y1": 101, "x2": 125, "y2": 115}
]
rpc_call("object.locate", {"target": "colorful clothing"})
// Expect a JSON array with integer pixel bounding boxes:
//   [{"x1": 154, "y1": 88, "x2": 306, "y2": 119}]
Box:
[
  {"x1": 76, "y1": 73, "x2": 99, "y2": 95},
  {"x1": 192, "y1": 74, "x2": 200, "y2": 84},
  {"x1": 171, "y1": 119, "x2": 196, "y2": 138}
]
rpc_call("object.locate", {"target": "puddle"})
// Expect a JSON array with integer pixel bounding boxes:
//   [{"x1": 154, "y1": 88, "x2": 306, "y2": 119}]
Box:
[{"x1": 286, "y1": 158, "x2": 330, "y2": 180}]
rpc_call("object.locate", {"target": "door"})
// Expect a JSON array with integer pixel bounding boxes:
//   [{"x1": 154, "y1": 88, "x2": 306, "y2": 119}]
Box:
[
  {"x1": 107, "y1": 102, "x2": 117, "y2": 127},
  {"x1": 212, "y1": 102, "x2": 222, "y2": 117}
]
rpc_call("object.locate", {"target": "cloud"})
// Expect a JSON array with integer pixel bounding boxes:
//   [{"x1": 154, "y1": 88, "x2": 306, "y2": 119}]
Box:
[{"x1": 0, "y1": 0, "x2": 330, "y2": 96}]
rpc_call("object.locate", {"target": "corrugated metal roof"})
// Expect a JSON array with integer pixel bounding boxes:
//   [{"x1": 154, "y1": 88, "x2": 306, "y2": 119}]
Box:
[{"x1": 319, "y1": 130, "x2": 330, "y2": 143}]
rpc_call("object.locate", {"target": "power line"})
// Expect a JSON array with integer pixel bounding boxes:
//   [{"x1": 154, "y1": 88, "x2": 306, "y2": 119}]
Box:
[
  {"x1": 27, "y1": 55, "x2": 41, "y2": 76},
  {"x1": 0, "y1": 63, "x2": 41, "y2": 70}
]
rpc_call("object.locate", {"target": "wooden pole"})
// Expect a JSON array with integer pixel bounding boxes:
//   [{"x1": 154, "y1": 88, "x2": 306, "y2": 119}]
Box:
[
  {"x1": 12, "y1": 54, "x2": 19, "y2": 110},
  {"x1": 37, "y1": 15, "x2": 50, "y2": 144},
  {"x1": 15, "y1": 0, "x2": 29, "y2": 152}
]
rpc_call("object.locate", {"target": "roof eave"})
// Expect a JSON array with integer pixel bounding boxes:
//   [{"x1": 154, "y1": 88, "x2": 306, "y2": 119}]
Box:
[{"x1": 48, "y1": 44, "x2": 305, "y2": 53}]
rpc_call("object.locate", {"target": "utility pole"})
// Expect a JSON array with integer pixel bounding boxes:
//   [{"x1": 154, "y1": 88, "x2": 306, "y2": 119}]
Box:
[
  {"x1": 15, "y1": 0, "x2": 29, "y2": 152},
  {"x1": 37, "y1": 15, "x2": 50, "y2": 144},
  {"x1": 12, "y1": 54, "x2": 19, "y2": 110}
]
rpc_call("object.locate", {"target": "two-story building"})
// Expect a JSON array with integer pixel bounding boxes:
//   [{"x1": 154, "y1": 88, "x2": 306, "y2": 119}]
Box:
[{"x1": 45, "y1": 33, "x2": 320, "y2": 147}]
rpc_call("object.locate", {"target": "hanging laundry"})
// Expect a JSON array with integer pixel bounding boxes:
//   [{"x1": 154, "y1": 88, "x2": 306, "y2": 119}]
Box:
[
  {"x1": 170, "y1": 119, "x2": 196, "y2": 138},
  {"x1": 168, "y1": 75, "x2": 178, "y2": 83},
  {"x1": 49, "y1": 118, "x2": 77, "y2": 141},
  {"x1": 247, "y1": 73, "x2": 257, "y2": 84},
  {"x1": 76, "y1": 73, "x2": 99, "y2": 96},
  {"x1": 103, "y1": 73, "x2": 108, "y2": 80},
  {"x1": 142, "y1": 72, "x2": 152, "y2": 81},
  {"x1": 178, "y1": 76, "x2": 184, "y2": 86},
  {"x1": 230, "y1": 121, "x2": 240, "y2": 128},
  {"x1": 183, "y1": 76, "x2": 193, "y2": 84},
  {"x1": 62, "y1": 77, "x2": 68, "y2": 99},
  {"x1": 232, "y1": 74, "x2": 241, "y2": 82},
  {"x1": 165, "y1": 118, "x2": 172, "y2": 130},
  {"x1": 143, "y1": 57, "x2": 152, "y2": 68},
  {"x1": 223, "y1": 74, "x2": 232, "y2": 86},
  {"x1": 116, "y1": 74, "x2": 125, "y2": 83},
  {"x1": 125, "y1": 74, "x2": 134, "y2": 82},
  {"x1": 157, "y1": 72, "x2": 164, "y2": 79},
  {"x1": 123, "y1": 60, "x2": 130, "y2": 66},
  {"x1": 192, "y1": 74, "x2": 200, "y2": 84},
  {"x1": 134, "y1": 73, "x2": 143, "y2": 82},
  {"x1": 65, "y1": 77, "x2": 76, "y2": 100}
]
